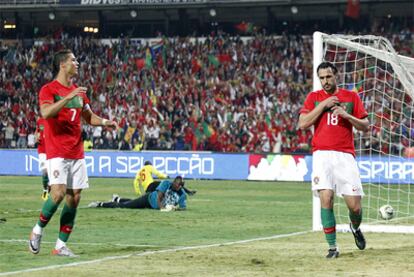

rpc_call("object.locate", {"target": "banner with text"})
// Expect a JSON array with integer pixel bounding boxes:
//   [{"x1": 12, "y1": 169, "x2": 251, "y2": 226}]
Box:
[
  {"x1": 0, "y1": 150, "x2": 412, "y2": 184},
  {"x1": 247, "y1": 154, "x2": 413, "y2": 184},
  {"x1": 0, "y1": 150, "x2": 247, "y2": 180}
]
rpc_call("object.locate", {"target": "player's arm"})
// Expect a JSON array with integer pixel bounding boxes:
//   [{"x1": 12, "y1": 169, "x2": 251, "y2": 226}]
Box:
[
  {"x1": 41, "y1": 87, "x2": 87, "y2": 119},
  {"x1": 298, "y1": 96, "x2": 340, "y2": 129},
  {"x1": 151, "y1": 167, "x2": 168, "y2": 179},
  {"x1": 34, "y1": 128, "x2": 40, "y2": 143},
  {"x1": 157, "y1": 191, "x2": 165, "y2": 209},
  {"x1": 331, "y1": 105, "x2": 369, "y2": 132},
  {"x1": 82, "y1": 108, "x2": 118, "y2": 128},
  {"x1": 133, "y1": 169, "x2": 145, "y2": 195},
  {"x1": 176, "y1": 193, "x2": 187, "y2": 210}
]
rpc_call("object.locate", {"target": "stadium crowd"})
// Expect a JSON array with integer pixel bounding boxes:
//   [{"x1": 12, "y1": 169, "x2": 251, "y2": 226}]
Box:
[{"x1": 0, "y1": 20, "x2": 413, "y2": 154}]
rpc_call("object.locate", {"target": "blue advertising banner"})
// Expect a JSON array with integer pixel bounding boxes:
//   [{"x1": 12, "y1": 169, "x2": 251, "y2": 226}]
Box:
[
  {"x1": 0, "y1": 150, "x2": 412, "y2": 183},
  {"x1": 0, "y1": 150, "x2": 247, "y2": 180},
  {"x1": 357, "y1": 156, "x2": 414, "y2": 184}
]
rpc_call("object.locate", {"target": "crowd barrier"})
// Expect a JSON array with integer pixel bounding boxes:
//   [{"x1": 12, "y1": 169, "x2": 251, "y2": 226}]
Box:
[{"x1": 0, "y1": 150, "x2": 412, "y2": 184}]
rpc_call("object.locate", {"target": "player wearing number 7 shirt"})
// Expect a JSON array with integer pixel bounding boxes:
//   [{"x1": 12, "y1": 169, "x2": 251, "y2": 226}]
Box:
[
  {"x1": 29, "y1": 49, "x2": 118, "y2": 257},
  {"x1": 298, "y1": 62, "x2": 369, "y2": 259}
]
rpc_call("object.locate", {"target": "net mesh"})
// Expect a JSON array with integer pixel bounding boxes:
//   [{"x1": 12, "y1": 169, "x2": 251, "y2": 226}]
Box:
[{"x1": 322, "y1": 35, "x2": 414, "y2": 227}]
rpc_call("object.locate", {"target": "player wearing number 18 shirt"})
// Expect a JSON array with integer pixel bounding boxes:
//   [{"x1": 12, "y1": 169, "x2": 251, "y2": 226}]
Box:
[
  {"x1": 29, "y1": 49, "x2": 118, "y2": 257},
  {"x1": 299, "y1": 62, "x2": 369, "y2": 259}
]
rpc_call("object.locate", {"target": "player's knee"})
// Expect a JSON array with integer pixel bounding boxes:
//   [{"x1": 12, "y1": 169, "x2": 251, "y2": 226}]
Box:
[
  {"x1": 50, "y1": 190, "x2": 65, "y2": 203},
  {"x1": 350, "y1": 206, "x2": 362, "y2": 215},
  {"x1": 67, "y1": 192, "x2": 82, "y2": 207}
]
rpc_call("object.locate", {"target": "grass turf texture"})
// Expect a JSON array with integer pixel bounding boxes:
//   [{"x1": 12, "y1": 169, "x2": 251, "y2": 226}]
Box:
[{"x1": 0, "y1": 176, "x2": 413, "y2": 276}]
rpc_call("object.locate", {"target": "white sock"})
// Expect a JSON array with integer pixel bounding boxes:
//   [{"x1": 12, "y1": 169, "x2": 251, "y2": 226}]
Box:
[
  {"x1": 33, "y1": 224, "x2": 43, "y2": 235},
  {"x1": 55, "y1": 238, "x2": 66, "y2": 250}
]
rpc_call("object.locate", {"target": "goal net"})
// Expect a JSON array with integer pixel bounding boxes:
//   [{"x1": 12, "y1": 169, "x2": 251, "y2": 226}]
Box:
[{"x1": 312, "y1": 31, "x2": 414, "y2": 233}]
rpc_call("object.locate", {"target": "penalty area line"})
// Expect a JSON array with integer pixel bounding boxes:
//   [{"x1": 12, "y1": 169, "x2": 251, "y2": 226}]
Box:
[{"x1": 0, "y1": 230, "x2": 311, "y2": 276}]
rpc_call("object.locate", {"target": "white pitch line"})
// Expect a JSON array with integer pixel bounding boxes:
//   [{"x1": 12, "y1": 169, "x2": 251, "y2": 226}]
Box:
[
  {"x1": 0, "y1": 230, "x2": 310, "y2": 276},
  {"x1": 1, "y1": 205, "x2": 108, "y2": 214},
  {"x1": 0, "y1": 239, "x2": 159, "y2": 248}
]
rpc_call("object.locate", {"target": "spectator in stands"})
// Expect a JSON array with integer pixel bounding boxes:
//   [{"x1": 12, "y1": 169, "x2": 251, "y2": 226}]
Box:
[
  {"x1": 4, "y1": 121, "x2": 15, "y2": 148},
  {"x1": 0, "y1": 25, "x2": 412, "y2": 153}
]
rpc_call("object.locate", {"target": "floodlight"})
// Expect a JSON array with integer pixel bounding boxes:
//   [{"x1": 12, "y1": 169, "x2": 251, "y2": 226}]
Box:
[
  {"x1": 209, "y1": 9, "x2": 216, "y2": 17},
  {"x1": 48, "y1": 12, "x2": 55, "y2": 20}
]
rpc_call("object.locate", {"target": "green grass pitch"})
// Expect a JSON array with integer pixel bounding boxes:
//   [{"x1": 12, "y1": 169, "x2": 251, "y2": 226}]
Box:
[{"x1": 0, "y1": 176, "x2": 413, "y2": 276}]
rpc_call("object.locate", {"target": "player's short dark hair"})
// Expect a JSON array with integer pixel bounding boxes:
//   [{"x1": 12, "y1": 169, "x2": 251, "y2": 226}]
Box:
[
  {"x1": 317, "y1": 61, "x2": 338, "y2": 75},
  {"x1": 144, "y1": 161, "x2": 152, "y2": 166},
  {"x1": 174, "y1": 176, "x2": 184, "y2": 185},
  {"x1": 52, "y1": 49, "x2": 73, "y2": 76}
]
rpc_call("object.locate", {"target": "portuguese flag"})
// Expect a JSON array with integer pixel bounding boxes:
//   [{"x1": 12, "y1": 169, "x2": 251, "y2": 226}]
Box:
[
  {"x1": 235, "y1": 22, "x2": 255, "y2": 33},
  {"x1": 208, "y1": 55, "x2": 220, "y2": 67}
]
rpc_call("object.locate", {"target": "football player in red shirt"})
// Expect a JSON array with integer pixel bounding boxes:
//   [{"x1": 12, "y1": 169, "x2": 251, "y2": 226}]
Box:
[
  {"x1": 299, "y1": 62, "x2": 369, "y2": 259},
  {"x1": 29, "y1": 49, "x2": 118, "y2": 257}
]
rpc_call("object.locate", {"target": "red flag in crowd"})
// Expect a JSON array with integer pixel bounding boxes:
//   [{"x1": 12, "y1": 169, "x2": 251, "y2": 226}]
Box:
[
  {"x1": 345, "y1": 0, "x2": 360, "y2": 19},
  {"x1": 235, "y1": 22, "x2": 255, "y2": 33},
  {"x1": 217, "y1": 54, "x2": 232, "y2": 64},
  {"x1": 135, "y1": 58, "x2": 145, "y2": 70}
]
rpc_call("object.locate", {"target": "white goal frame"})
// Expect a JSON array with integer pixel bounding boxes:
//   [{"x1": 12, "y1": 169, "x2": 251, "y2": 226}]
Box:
[{"x1": 312, "y1": 31, "x2": 414, "y2": 233}]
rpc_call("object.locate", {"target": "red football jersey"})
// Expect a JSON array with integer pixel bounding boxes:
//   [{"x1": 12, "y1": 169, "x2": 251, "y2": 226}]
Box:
[
  {"x1": 300, "y1": 88, "x2": 368, "y2": 156},
  {"x1": 36, "y1": 117, "x2": 46, "y2": 154},
  {"x1": 39, "y1": 80, "x2": 90, "y2": 159}
]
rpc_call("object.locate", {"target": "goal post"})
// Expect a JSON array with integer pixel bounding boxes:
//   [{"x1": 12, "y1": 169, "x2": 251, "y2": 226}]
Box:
[{"x1": 312, "y1": 31, "x2": 414, "y2": 233}]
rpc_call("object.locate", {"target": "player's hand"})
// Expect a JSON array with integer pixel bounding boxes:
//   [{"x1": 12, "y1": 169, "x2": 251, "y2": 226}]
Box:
[
  {"x1": 160, "y1": 204, "x2": 177, "y2": 212},
  {"x1": 331, "y1": 105, "x2": 350, "y2": 119},
  {"x1": 67, "y1": 87, "x2": 87, "y2": 100},
  {"x1": 322, "y1": 96, "x2": 339, "y2": 110},
  {"x1": 103, "y1": 119, "x2": 118, "y2": 129}
]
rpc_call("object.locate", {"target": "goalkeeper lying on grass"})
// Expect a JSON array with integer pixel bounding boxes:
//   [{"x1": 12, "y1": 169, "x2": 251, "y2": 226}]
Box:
[{"x1": 88, "y1": 176, "x2": 187, "y2": 212}]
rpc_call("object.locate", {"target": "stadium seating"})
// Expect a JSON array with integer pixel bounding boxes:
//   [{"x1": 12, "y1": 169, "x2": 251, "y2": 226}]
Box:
[{"x1": 0, "y1": 22, "x2": 412, "y2": 153}]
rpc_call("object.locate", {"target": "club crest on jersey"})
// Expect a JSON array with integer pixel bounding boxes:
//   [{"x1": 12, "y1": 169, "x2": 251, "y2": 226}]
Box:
[
  {"x1": 53, "y1": 170, "x2": 60, "y2": 179},
  {"x1": 313, "y1": 176, "x2": 320, "y2": 185}
]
